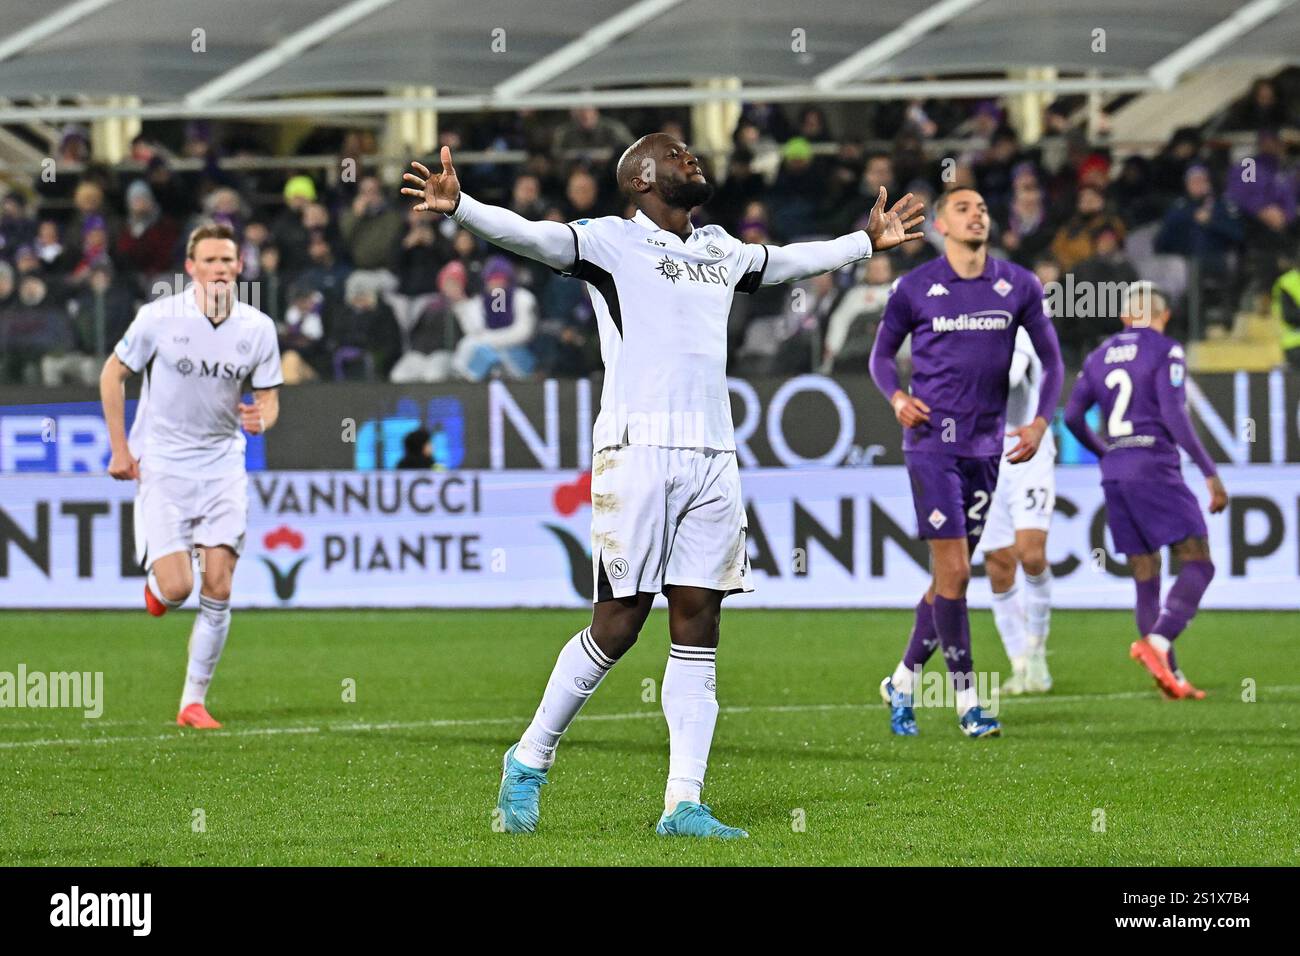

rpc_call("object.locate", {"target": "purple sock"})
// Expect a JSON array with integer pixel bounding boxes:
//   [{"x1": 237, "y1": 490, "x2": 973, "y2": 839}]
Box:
[
  {"x1": 902, "y1": 596, "x2": 939, "y2": 670},
  {"x1": 933, "y1": 595, "x2": 974, "y2": 692},
  {"x1": 1135, "y1": 577, "x2": 1161, "y2": 636},
  {"x1": 1152, "y1": 559, "x2": 1215, "y2": 643}
]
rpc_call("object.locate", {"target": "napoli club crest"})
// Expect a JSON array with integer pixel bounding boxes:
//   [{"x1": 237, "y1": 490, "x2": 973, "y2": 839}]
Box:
[
  {"x1": 176, "y1": 357, "x2": 195, "y2": 376},
  {"x1": 237, "y1": 339, "x2": 252, "y2": 355},
  {"x1": 706, "y1": 242, "x2": 724, "y2": 258}
]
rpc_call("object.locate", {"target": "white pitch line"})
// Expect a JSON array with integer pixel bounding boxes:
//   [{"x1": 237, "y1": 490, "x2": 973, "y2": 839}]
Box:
[{"x1": 3, "y1": 685, "x2": 1298, "y2": 751}]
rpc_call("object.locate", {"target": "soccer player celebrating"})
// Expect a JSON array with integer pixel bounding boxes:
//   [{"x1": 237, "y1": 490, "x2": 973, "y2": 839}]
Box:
[
  {"x1": 870, "y1": 188, "x2": 1064, "y2": 738},
  {"x1": 976, "y1": 326, "x2": 1057, "y2": 695},
  {"x1": 1063, "y1": 284, "x2": 1226, "y2": 699},
  {"x1": 403, "y1": 137, "x2": 923, "y2": 837},
  {"x1": 101, "y1": 222, "x2": 283, "y2": 729}
]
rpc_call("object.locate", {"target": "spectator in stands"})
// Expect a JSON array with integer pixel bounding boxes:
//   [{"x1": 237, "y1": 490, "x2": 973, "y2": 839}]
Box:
[
  {"x1": 1000, "y1": 168, "x2": 1056, "y2": 267},
  {"x1": 1050, "y1": 186, "x2": 1127, "y2": 271},
  {"x1": 551, "y1": 107, "x2": 633, "y2": 160},
  {"x1": 257, "y1": 243, "x2": 285, "y2": 321},
  {"x1": 1, "y1": 192, "x2": 37, "y2": 261},
  {"x1": 735, "y1": 272, "x2": 839, "y2": 376},
  {"x1": 1226, "y1": 130, "x2": 1298, "y2": 296},
  {"x1": 1150, "y1": 128, "x2": 1203, "y2": 205},
  {"x1": 1155, "y1": 164, "x2": 1244, "y2": 275},
  {"x1": 277, "y1": 281, "x2": 328, "y2": 383},
  {"x1": 821, "y1": 255, "x2": 894, "y2": 373},
  {"x1": 711, "y1": 147, "x2": 767, "y2": 233},
  {"x1": 532, "y1": 272, "x2": 597, "y2": 378},
  {"x1": 1109, "y1": 155, "x2": 1165, "y2": 228},
  {"x1": 69, "y1": 261, "x2": 134, "y2": 357},
  {"x1": 33, "y1": 125, "x2": 91, "y2": 205},
  {"x1": 272, "y1": 175, "x2": 319, "y2": 275},
  {"x1": 1067, "y1": 227, "x2": 1139, "y2": 358},
  {"x1": 973, "y1": 127, "x2": 1021, "y2": 224},
  {"x1": 330, "y1": 272, "x2": 403, "y2": 380},
  {"x1": 833, "y1": 152, "x2": 896, "y2": 236},
  {"x1": 66, "y1": 218, "x2": 112, "y2": 294},
  {"x1": 797, "y1": 106, "x2": 833, "y2": 143},
  {"x1": 63, "y1": 182, "x2": 119, "y2": 268},
  {"x1": 340, "y1": 175, "x2": 404, "y2": 272},
  {"x1": 509, "y1": 173, "x2": 549, "y2": 220},
  {"x1": 0, "y1": 262, "x2": 14, "y2": 313},
  {"x1": 1224, "y1": 78, "x2": 1293, "y2": 133},
  {"x1": 396, "y1": 209, "x2": 447, "y2": 297},
  {"x1": 452, "y1": 255, "x2": 537, "y2": 381},
  {"x1": 561, "y1": 168, "x2": 603, "y2": 221},
  {"x1": 1271, "y1": 256, "x2": 1300, "y2": 370},
  {"x1": 299, "y1": 229, "x2": 351, "y2": 302},
  {"x1": 33, "y1": 220, "x2": 64, "y2": 270},
  {"x1": 13, "y1": 244, "x2": 45, "y2": 281},
  {"x1": 448, "y1": 228, "x2": 487, "y2": 292},
  {"x1": 1, "y1": 275, "x2": 78, "y2": 385},
  {"x1": 239, "y1": 220, "x2": 270, "y2": 281},
  {"x1": 770, "y1": 137, "x2": 821, "y2": 239},
  {"x1": 198, "y1": 187, "x2": 247, "y2": 238},
  {"x1": 114, "y1": 180, "x2": 179, "y2": 287},
  {"x1": 390, "y1": 261, "x2": 470, "y2": 384}
]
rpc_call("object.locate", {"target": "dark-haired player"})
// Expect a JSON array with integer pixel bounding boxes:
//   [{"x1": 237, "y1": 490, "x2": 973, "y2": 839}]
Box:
[
  {"x1": 1064, "y1": 284, "x2": 1226, "y2": 699},
  {"x1": 870, "y1": 187, "x2": 1064, "y2": 738}
]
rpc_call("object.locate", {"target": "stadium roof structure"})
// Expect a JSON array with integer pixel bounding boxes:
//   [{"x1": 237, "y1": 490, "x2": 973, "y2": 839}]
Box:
[{"x1": 0, "y1": 0, "x2": 1297, "y2": 122}]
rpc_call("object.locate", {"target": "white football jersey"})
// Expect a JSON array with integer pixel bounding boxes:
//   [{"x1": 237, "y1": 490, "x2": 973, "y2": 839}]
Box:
[
  {"x1": 558, "y1": 210, "x2": 769, "y2": 451},
  {"x1": 114, "y1": 288, "x2": 283, "y2": 478},
  {"x1": 1004, "y1": 325, "x2": 1044, "y2": 437}
]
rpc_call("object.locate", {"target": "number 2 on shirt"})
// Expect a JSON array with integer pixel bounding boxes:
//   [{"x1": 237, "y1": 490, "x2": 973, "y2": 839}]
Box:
[{"x1": 1103, "y1": 368, "x2": 1134, "y2": 437}]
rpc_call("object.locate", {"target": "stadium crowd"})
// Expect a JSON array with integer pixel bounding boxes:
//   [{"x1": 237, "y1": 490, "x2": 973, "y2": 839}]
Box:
[{"x1": 2, "y1": 71, "x2": 1300, "y2": 387}]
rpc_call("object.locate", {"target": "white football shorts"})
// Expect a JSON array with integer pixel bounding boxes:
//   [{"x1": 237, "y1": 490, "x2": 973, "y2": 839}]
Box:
[
  {"x1": 589, "y1": 445, "x2": 752, "y2": 601},
  {"x1": 977, "y1": 429, "x2": 1056, "y2": 555},
  {"x1": 134, "y1": 462, "x2": 248, "y2": 570}
]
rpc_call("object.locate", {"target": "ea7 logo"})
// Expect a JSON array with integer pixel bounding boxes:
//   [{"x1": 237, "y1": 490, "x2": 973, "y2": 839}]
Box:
[{"x1": 50, "y1": 886, "x2": 151, "y2": 936}]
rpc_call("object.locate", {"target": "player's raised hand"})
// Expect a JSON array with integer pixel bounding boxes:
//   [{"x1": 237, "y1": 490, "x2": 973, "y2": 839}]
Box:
[
  {"x1": 401, "y1": 146, "x2": 461, "y2": 214},
  {"x1": 866, "y1": 187, "x2": 926, "y2": 252},
  {"x1": 1206, "y1": 474, "x2": 1228, "y2": 514},
  {"x1": 239, "y1": 401, "x2": 265, "y2": 434},
  {"x1": 107, "y1": 447, "x2": 139, "y2": 481},
  {"x1": 1006, "y1": 417, "x2": 1048, "y2": 463},
  {"x1": 891, "y1": 390, "x2": 930, "y2": 428}
]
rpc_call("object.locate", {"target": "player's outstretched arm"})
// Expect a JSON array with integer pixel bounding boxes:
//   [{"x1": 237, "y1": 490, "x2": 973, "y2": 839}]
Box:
[
  {"x1": 760, "y1": 188, "x2": 925, "y2": 285},
  {"x1": 99, "y1": 353, "x2": 139, "y2": 480},
  {"x1": 868, "y1": 308, "x2": 930, "y2": 428},
  {"x1": 401, "y1": 146, "x2": 575, "y2": 271}
]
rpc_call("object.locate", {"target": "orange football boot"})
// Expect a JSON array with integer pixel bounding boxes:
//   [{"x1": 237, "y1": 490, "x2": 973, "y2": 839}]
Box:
[
  {"x1": 1130, "y1": 638, "x2": 1183, "y2": 699},
  {"x1": 145, "y1": 583, "x2": 168, "y2": 617},
  {"x1": 177, "y1": 702, "x2": 222, "y2": 729}
]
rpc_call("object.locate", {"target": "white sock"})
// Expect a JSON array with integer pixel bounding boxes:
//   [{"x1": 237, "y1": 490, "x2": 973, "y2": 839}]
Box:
[
  {"x1": 148, "y1": 570, "x2": 185, "y2": 609},
  {"x1": 663, "y1": 643, "x2": 719, "y2": 813},
  {"x1": 1148, "y1": 633, "x2": 1171, "y2": 654},
  {"x1": 516, "y1": 627, "x2": 614, "y2": 770},
  {"x1": 955, "y1": 684, "x2": 980, "y2": 715},
  {"x1": 991, "y1": 585, "x2": 1029, "y2": 659},
  {"x1": 891, "y1": 660, "x2": 915, "y2": 694},
  {"x1": 1024, "y1": 569, "x2": 1052, "y2": 649},
  {"x1": 180, "y1": 593, "x2": 230, "y2": 708}
]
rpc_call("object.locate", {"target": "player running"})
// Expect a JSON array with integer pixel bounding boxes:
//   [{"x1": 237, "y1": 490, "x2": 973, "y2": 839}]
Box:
[
  {"x1": 100, "y1": 222, "x2": 283, "y2": 729},
  {"x1": 869, "y1": 187, "x2": 1064, "y2": 738},
  {"x1": 1063, "y1": 284, "x2": 1226, "y2": 699},
  {"x1": 976, "y1": 326, "x2": 1056, "y2": 695},
  {"x1": 403, "y1": 135, "x2": 923, "y2": 838}
]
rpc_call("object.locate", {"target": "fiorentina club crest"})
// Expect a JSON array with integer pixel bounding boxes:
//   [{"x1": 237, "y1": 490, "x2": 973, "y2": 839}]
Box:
[
  {"x1": 655, "y1": 255, "x2": 684, "y2": 283},
  {"x1": 928, "y1": 508, "x2": 947, "y2": 530},
  {"x1": 993, "y1": 278, "x2": 1013, "y2": 297},
  {"x1": 176, "y1": 356, "x2": 195, "y2": 376}
]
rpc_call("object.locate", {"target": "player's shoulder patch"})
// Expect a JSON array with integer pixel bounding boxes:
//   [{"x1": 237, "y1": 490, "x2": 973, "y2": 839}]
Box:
[
  {"x1": 1168, "y1": 343, "x2": 1185, "y2": 360},
  {"x1": 1169, "y1": 361, "x2": 1185, "y2": 387}
]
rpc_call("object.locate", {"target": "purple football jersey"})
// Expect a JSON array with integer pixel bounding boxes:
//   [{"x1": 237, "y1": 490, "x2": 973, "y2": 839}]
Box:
[
  {"x1": 1071, "y1": 326, "x2": 1216, "y2": 483},
  {"x1": 874, "y1": 255, "x2": 1060, "y2": 457}
]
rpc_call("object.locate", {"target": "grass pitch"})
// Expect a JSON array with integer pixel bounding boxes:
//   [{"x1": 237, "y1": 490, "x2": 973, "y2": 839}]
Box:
[{"x1": 1, "y1": 608, "x2": 1296, "y2": 866}]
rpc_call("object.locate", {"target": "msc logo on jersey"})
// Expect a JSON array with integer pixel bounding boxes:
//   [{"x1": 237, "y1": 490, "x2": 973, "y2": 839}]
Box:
[
  {"x1": 655, "y1": 255, "x2": 730, "y2": 286},
  {"x1": 179, "y1": 358, "x2": 253, "y2": 380}
]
